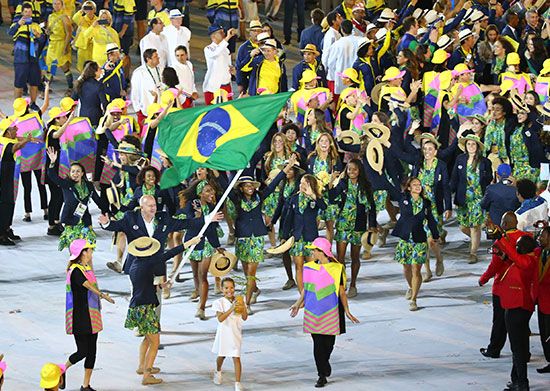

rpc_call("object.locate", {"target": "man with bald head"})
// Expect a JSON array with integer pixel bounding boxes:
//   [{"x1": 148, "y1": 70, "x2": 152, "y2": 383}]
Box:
[{"x1": 479, "y1": 211, "x2": 530, "y2": 359}]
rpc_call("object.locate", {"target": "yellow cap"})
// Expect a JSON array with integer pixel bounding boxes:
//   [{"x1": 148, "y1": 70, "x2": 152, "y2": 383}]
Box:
[
  {"x1": 47, "y1": 107, "x2": 67, "y2": 123},
  {"x1": 39, "y1": 363, "x2": 62, "y2": 389},
  {"x1": 506, "y1": 52, "x2": 520, "y2": 65},
  {"x1": 160, "y1": 89, "x2": 178, "y2": 107},
  {"x1": 452, "y1": 63, "x2": 473, "y2": 76},
  {"x1": 0, "y1": 116, "x2": 17, "y2": 136},
  {"x1": 439, "y1": 70, "x2": 453, "y2": 90},
  {"x1": 500, "y1": 79, "x2": 515, "y2": 95},
  {"x1": 13, "y1": 97, "x2": 29, "y2": 117},
  {"x1": 147, "y1": 103, "x2": 163, "y2": 118},
  {"x1": 382, "y1": 67, "x2": 405, "y2": 81},
  {"x1": 338, "y1": 68, "x2": 360, "y2": 84},
  {"x1": 431, "y1": 49, "x2": 450, "y2": 65},
  {"x1": 107, "y1": 101, "x2": 122, "y2": 114},
  {"x1": 299, "y1": 69, "x2": 320, "y2": 84},
  {"x1": 60, "y1": 97, "x2": 77, "y2": 112},
  {"x1": 111, "y1": 98, "x2": 127, "y2": 109}
]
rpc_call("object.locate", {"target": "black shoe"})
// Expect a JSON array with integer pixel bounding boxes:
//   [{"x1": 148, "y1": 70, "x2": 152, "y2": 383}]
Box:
[
  {"x1": 23, "y1": 215, "x2": 31, "y2": 222},
  {"x1": 537, "y1": 364, "x2": 550, "y2": 373},
  {"x1": 43, "y1": 213, "x2": 48, "y2": 220},
  {"x1": 505, "y1": 381, "x2": 515, "y2": 390},
  {"x1": 158, "y1": 343, "x2": 164, "y2": 350},
  {"x1": 175, "y1": 273, "x2": 185, "y2": 283},
  {"x1": 480, "y1": 348, "x2": 500, "y2": 358},
  {"x1": 47, "y1": 225, "x2": 63, "y2": 236},
  {"x1": 59, "y1": 372, "x2": 66, "y2": 389},
  {"x1": 326, "y1": 363, "x2": 331, "y2": 377},
  {"x1": 7, "y1": 229, "x2": 20, "y2": 241},
  {"x1": 0, "y1": 236, "x2": 16, "y2": 246},
  {"x1": 315, "y1": 377, "x2": 327, "y2": 388},
  {"x1": 80, "y1": 386, "x2": 97, "y2": 391},
  {"x1": 57, "y1": 223, "x2": 65, "y2": 232}
]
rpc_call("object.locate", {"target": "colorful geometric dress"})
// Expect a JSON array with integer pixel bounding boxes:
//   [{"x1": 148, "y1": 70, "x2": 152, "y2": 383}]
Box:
[
  {"x1": 312, "y1": 158, "x2": 338, "y2": 222},
  {"x1": 417, "y1": 160, "x2": 443, "y2": 236},
  {"x1": 456, "y1": 163, "x2": 484, "y2": 228},
  {"x1": 510, "y1": 126, "x2": 540, "y2": 183},
  {"x1": 334, "y1": 180, "x2": 369, "y2": 245},
  {"x1": 65, "y1": 263, "x2": 103, "y2": 335},
  {"x1": 303, "y1": 261, "x2": 346, "y2": 335},
  {"x1": 394, "y1": 197, "x2": 428, "y2": 265}
]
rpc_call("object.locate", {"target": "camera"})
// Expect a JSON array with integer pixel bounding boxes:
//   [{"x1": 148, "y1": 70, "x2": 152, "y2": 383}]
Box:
[
  {"x1": 83, "y1": 5, "x2": 94, "y2": 10},
  {"x1": 98, "y1": 19, "x2": 109, "y2": 25},
  {"x1": 534, "y1": 220, "x2": 548, "y2": 229}
]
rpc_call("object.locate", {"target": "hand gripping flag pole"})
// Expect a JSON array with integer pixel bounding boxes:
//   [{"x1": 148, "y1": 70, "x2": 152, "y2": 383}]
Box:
[{"x1": 168, "y1": 168, "x2": 244, "y2": 285}]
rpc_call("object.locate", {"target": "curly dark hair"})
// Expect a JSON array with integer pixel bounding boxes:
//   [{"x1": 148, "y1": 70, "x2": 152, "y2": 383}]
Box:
[{"x1": 136, "y1": 165, "x2": 160, "y2": 185}]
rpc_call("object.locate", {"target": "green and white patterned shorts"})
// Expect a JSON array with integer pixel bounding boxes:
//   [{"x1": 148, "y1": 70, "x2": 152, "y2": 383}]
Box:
[
  {"x1": 290, "y1": 238, "x2": 313, "y2": 257},
  {"x1": 236, "y1": 236, "x2": 265, "y2": 263},
  {"x1": 125, "y1": 304, "x2": 160, "y2": 335},
  {"x1": 334, "y1": 229, "x2": 363, "y2": 246},
  {"x1": 394, "y1": 238, "x2": 428, "y2": 265},
  {"x1": 189, "y1": 240, "x2": 215, "y2": 261}
]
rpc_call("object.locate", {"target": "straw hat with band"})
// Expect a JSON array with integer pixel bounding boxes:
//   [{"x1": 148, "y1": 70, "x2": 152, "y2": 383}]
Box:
[
  {"x1": 266, "y1": 236, "x2": 295, "y2": 254},
  {"x1": 209, "y1": 250, "x2": 238, "y2": 277},
  {"x1": 383, "y1": 92, "x2": 410, "y2": 108},
  {"x1": 13, "y1": 97, "x2": 30, "y2": 117},
  {"x1": 466, "y1": 113, "x2": 488, "y2": 126},
  {"x1": 257, "y1": 32, "x2": 270, "y2": 42},
  {"x1": 458, "y1": 28, "x2": 473, "y2": 43},
  {"x1": 413, "y1": 8, "x2": 428, "y2": 20},
  {"x1": 265, "y1": 168, "x2": 281, "y2": 184},
  {"x1": 338, "y1": 130, "x2": 361, "y2": 145},
  {"x1": 377, "y1": 8, "x2": 396, "y2": 23},
  {"x1": 106, "y1": 180, "x2": 121, "y2": 209},
  {"x1": 375, "y1": 28, "x2": 388, "y2": 43},
  {"x1": 114, "y1": 141, "x2": 142, "y2": 155},
  {"x1": 357, "y1": 38, "x2": 373, "y2": 53},
  {"x1": 235, "y1": 175, "x2": 261, "y2": 188},
  {"x1": 366, "y1": 23, "x2": 377, "y2": 33},
  {"x1": 437, "y1": 35, "x2": 452, "y2": 50},
  {"x1": 40, "y1": 363, "x2": 66, "y2": 389},
  {"x1": 424, "y1": 10, "x2": 440, "y2": 25},
  {"x1": 382, "y1": 67, "x2": 405, "y2": 82},
  {"x1": 105, "y1": 43, "x2": 119, "y2": 54},
  {"x1": 362, "y1": 122, "x2": 390, "y2": 144},
  {"x1": 419, "y1": 132, "x2": 441, "y2": 148},
  {"x1": 458, "y1": 134, "x2": 484, "y2": 151},
  {"x1": 537, "y1": 101, "x2": 550, "y2": 117},
  {"x1": 261, "y1": 39, "x2": 278, "y2": 50},
  {"x1": 169, "y1": 8, "x2": 184, "y2": 18},
  {"x1": 510, "y1": 93, "x2": 529, "y2": 113},
  {"x1": 69, "y1": 239, "x2": 95, "y2": 261},
  {"x1": 300, "y1": 43, "x2": 320, "y2": 57},
  {"x1": 366, "y1": 140, "x2": 385, "y2": 174},
  {"x1": 47, "y1": 107, "x2": 68, "y2": 125},
  {"x1": 361, "y1": 230, "x2": 378, "y2": 249},
  {"x1": 336, "y1": 67, "x2": 360, "y2": 84},
  {"x1": 431, "y1": 49, "x2": 450, "y2": 64},
  {"x1": 249, "y1": 20, "x2": 262, "y2": 30},
  {"x1": 467, "y1": 9, "x2": 486, "y2": 24},
  {"x1": 370, "y1": 82, "x2": 386, "y2": 106},
  {"x1": 128, "y1": 237, "x2": 162, "y2": 257},
  {"x1": 277, "y1": 161, "x2": 305, "y2": 175}
]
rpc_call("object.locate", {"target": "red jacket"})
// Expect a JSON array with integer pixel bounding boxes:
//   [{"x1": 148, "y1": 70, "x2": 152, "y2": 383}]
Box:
[
  {"x1": 494, "y1": 235, "x2": 536, "y2": 312},
  {"x1": 479, "y1": 230, "x2": 527, "y2": 296},
  {"x1": 532, "y1": 247, "x2": 550, "y2": 314}
]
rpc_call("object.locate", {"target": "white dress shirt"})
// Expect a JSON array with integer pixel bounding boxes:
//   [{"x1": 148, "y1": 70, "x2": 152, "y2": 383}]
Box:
[
  {"x1": 173, "y1": 60, "x2": 198, "y2": 105},
  {"x1": 203, "y1": 39, "x2": 232, "y2": 93},
  {"x1": 140, "y1": 31, "x2": 170, "y2": 70},
  {"x1": 162, "y1": 24, "x2": 192, "y2": 66},
  {"x1": 321, "y1": 27, "x2": 342, "y2": 72},
  {"x1": 144, "y1": 218, "x2": 155, "y2": 237},
  {"x1": 326, "y1": 35, "x2": 363, "y2": 92},
  {"x1": 131, "y1": 64, "x2": 162, "y2": 115}
]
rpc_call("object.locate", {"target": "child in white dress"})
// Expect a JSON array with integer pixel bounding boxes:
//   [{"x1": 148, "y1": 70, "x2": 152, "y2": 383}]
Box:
[{"x1": 212, "y1": 277, "x2": 248, "y2": 391}]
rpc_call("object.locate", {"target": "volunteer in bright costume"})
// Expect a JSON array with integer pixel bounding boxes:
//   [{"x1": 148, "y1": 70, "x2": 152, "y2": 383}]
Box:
[
  {"x1": 72, "y1": 1, "x2": 97, "y2": 72},
  {"x1": 45, "y1": 0, "x2": 73, "y2": 93},
  {"x1": 83, "y1": 10, "x2": 120, "y2": 67}
]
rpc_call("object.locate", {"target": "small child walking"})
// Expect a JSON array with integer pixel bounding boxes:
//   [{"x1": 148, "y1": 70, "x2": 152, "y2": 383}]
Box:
[{"x1": 212, "y1": 277, "x2": 248, "y2": 391}]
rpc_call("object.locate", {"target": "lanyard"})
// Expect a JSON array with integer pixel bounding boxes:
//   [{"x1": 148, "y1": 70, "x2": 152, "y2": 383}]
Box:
[{"x1": 146, "y1": 66, "x2": 160, "y2": 87}]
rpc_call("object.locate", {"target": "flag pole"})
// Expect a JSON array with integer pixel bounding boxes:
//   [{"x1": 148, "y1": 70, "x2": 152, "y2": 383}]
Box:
[{"x1": 169, "y1": 168, "x2": 245, "y2": 284}]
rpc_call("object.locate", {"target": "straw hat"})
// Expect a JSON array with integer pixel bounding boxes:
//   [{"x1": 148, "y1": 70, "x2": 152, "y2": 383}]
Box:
[
  {"x1": 257, "y1": 32, "x2": 270, "y2": 42},
  {"x1": 487, "y1": 152, "x2": 503, "y2": 173},
  {"x1": 277, "y1": 161, "x2": 305, "y2": 175},
  {"x1": 249, "y1": 20, "x2": 262, "y2": 30},
  {"x1": 382, "y1": 67, "x2": 405, "y2": 82},
  {"x1": 366, "y1": 140, "x2": 385, "y2": 174},
  {"x1": 377, "y1": 8, "x2": 396, "y2": 23},
  {"x1": 510, "y1": 92, "x2": 529, "y2": 112},
  {"x1": 370, "y1": 82, "x2": 386, "y2": 105},
  {"x1": 266, "y1": 236, "x2": 295, "y2": 254},
  {"x1": 419, "y1": 132, "x2": 441, "y2": 148},
  {"x1": 467, "y1": 113, "x2": 488, "y2": 125},
  {"x1": 105, "y1": 43, "x2": 119, "y2": 54},
  {"x1": 114, "y1": 141, "x2": 142, "y2": 155},
  {"x1": 209, "y1": 250, "x2": 237, "y2": 277},
  {"x1": 366, "y1": 23, "x2": 377, "y2": 34},
  {"x1": 361, "y1": 230, "x2": 379, "y2": 248},
  {"x1": 458, "y1": 28, "x2": 473, "y2": 43},
  {"x1": 437, "y1": 35, "x2": 453, "y2": 50},
  {"x1": 375, "y1": 28, "x2": 388, "y2": 43},
  {"x1": 424, "y1": 10, "x2": 440, "y2": 25},
  {"x1": 300, "y1": 43, "x2": 320, "y2": 57},
  {"x1": 265, "y1": 169, "x2": 281, "y2": 184},
  {"x1": 458, "y1": 134, "x2": 484, "y2": 151},
  {"x1": 235, "y1": 175, "x2": 261, "y2": 188},
  {"x1": 362, "y1": 122, "x2": 390, "y2": 144},
  {"x1": 412, "y1": 8, "x2": 428, "y2": 20},
  {"x1": 467, "y1": 9, "x2": 486, "y2": 24},
  {"x1": 431, "y1": 49, "x2": 450, "y2": 64},
  {"x1": 338, "y1": 130, "x2": 361, "y2": 145},
  {"x1": 537, "y1": 101, "x2": 550, "y2": 117},
  {"x1": 169, "y1": 8, "x2": 184, "y2": 18},
  {"x1": 106, "y1": 181, "x2": 121, "y2": 209},
  {"x1": 128, "y1": 237, "x2": 161, "y2": 257},
  {"x1": 261, "y1": 38, "x2": 278, "y2": 49}
]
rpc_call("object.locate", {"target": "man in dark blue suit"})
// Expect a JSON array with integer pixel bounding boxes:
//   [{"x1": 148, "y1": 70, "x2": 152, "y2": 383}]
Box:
[{"x1": 480, "y1": 164, "x2": 520, "y2": 228}]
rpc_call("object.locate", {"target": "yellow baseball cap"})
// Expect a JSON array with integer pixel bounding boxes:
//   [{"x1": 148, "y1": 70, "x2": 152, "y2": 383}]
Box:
[
  {"x1": 506, "y1": 52, "x2": 520, "y2": 65},
  {"x1": 0, "y1": 116, "x2": 18, "y2": 136},
  {"x1": 39, "y1": 363, "x2": 64, "y2": 389},
  {"x1": 336, "y1": 68, "x2": 360, "y2": 84},
  {"x1": 111, "y1": 98, "x2": 129, "y2": 109},
  {"x1": 12, "y1": 97, "x2": 29, "y2": 117}
]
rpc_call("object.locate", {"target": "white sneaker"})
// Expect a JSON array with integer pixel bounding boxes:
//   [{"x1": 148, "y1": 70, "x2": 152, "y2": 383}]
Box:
[
  {"x1": 235, "y1": 381, "x2": 244, "y2": 391},
  {"x1": 213, "y1": 370, "x2": 222, "y2": 385}
]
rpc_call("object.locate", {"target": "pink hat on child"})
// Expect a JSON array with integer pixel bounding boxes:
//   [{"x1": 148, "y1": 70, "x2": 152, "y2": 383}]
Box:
[
  {"x1": 69, "y1": 239, "x2": 95, "y2": 261},
  {"x1": 306, "y1": 237, "x2": 335, "y2": 259}
]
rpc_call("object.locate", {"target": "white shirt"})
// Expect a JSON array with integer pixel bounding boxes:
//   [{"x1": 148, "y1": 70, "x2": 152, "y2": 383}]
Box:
[
  {"x1": 140, "y1": 31, "x2": 170, "y2": 70},
  {"x1": 130, "y1": 64, "x2": 162, "y2": 115},
  {"x1": 162, "y1": 24, "x2": 192, "y2": 66},
  {"x1": 321, "y1": 27, "x2": 342, "y2": 72},
  {"x1": 516, "y1": 199, "x2": 549, "y2": 232},
  {"x1": 143, "y1": 217, "x2": 155, "y2": 237},
  {"x1": 173, "y1": 60, "x2": 198, "y2": 105},
  {"x1": 203, "y1": 39, "x2": 232, "y2": 93},
  {"x1": 326, "y1": 35, "x2": 363, "y2": 92}
]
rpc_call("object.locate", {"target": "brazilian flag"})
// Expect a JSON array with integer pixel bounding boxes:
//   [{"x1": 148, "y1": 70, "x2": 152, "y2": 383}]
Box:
[{"x1": 158, "y1": 92, "x2": 292, "y2": 188}]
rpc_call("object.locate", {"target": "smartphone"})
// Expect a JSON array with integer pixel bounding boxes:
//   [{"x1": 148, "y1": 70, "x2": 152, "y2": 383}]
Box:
[
  {"x1": 83, "y1": 5, "x2": 94, "y2": 10},
  {"x1": 98, "y1": 19, "x2": 109, "y2": 25},
  {"x1": 192, "y1": 199, "x2": 201, "y2": 209}
]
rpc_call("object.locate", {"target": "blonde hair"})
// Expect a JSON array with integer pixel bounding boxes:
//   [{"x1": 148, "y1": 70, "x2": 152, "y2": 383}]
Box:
[
  {"x1": 98, "y1": 9, "x2": 112, "y2": 25},
  {"x1": 309, "y1": 132, "x2": 339, "y2": 166},
  {"x1": 264, "y1": 132, "x2": 291, "y2": 172}
]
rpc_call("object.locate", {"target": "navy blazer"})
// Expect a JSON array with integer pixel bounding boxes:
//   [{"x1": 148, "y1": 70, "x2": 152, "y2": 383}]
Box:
[
  {"x1": 280, "y1": 193, "x2": 326, "y2": 242},
  {"x1": 247, "y1": 56, "x2": 288, "y2": 96},
  {"x1": 480, "y1": 181, "x2": 520, "y2": 226},
  {"x1": 102, "y1": 209, "x2": 202, "y2": 273},
  {"x1": 48, "y1": 167, "x2": 108, "y2": 226},
  {"x1": 73, "y1": 79, "x2": 108, "y2": 127},
  {"x1": 391, "y1": 192, "x2": 440, "y2": 243},
  {"x1": 411, "y1": 159, "x2": 452, "y2": 215},
  {"x1": 328, "y1": 179, "x2": 377, "y2": 231},
  {"x1": 450, "y1": 154, "x2": 493, "y2": 207},
  {"x1": 180, "y1": 201, "x2": 221, "y2": 250},
  {"x1": 292, "y1": 60, "x2": 327, "y2": 90},
  {"x1": 229, "y1": 170, "x2": 285, "y2": 237}
]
